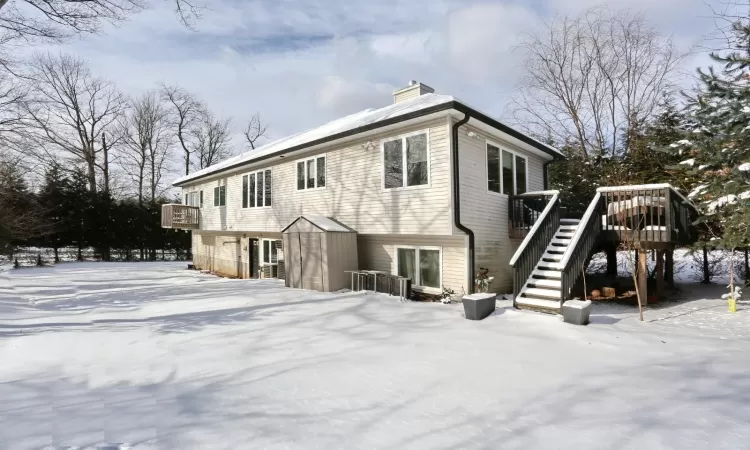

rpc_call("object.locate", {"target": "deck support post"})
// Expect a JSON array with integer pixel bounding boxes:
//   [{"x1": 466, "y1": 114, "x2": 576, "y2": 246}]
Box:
[
  {"x1": 606, "y1": 245, "x2": 618, "y2": 276},
  {"x1": 702, "y1": 246, "x2": 711, "y2": 284},
  {"x1": 665, "y1": 249, "x2": 674, "y2": 287},
  {"x1": 744, "y1": 248, "x2": 749, "y2": 283},
  {"x1": 637, "y1": 250, "x2": 648, "y2": 306},
  {"x1": 656, "y1": 250, "x2": 665, "y2": 300}
]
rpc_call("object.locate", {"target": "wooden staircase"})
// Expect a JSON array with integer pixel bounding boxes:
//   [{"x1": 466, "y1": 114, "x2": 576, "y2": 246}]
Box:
[
  {"x1": 515, "y1": 219, "x2": 580, "y2": 314},
  {"x1": 509, "y1": 184, "x2": 700, "y2": 316}
]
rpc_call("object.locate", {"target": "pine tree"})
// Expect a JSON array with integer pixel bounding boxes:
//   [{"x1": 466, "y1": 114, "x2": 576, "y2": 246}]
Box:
[
  {"x1": 675, "y1": 20, "x2": 750, "y2": 250},
  {"x1": 672, "y1": 20, "x2": 750, "y2": 296},
  {"x1": 37, "y1": 164, "x2": 72, "y2": 262}
]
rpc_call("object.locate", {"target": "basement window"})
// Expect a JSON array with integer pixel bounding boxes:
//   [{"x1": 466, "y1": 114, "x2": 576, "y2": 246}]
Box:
[
  {"x1": 242, "y1": 169, "x2": 272, "y2": 208},
  {"x1": 296, "y1": 155, "x2": 326, "y2": 190},
  {"x1": 487, "y1": 142, "x2": 527, "y2": 195},
  {"x1": 383, "y1": 131, "x2": 429, "y2": 189},
  {"x1": 395, "y1": 245, "x2": 441, "y2": 291}
]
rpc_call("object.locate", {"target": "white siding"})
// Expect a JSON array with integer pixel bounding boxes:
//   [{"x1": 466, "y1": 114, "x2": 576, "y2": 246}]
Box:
[
  {"x1": 455, "y1": 121, "x2": 547, "y2": 293},
  {"x1": 182, "y1": 118, "x2": 451, "y2": 236},
  {"x1": 357, "y1": 234, "x2": 467, "y2": 295}
]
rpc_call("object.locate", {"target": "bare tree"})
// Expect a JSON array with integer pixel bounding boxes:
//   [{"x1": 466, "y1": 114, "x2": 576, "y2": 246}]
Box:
[
  {"x1": 25, "y1": 52, "x2": 126, "y2": 193},
  {"x1": 0, "y1": 69, "x2": 29, "y2": 150},
  {"x1": 243, "y1": 112, "x2": 268, "y2": 150},
  {"x1": 511, "y1": 7, "x2": 687, "y2": 159},
  {"x1": 192, "y1": 110, "x2": 231, "y2": 170},
  {"x1": 160, "y1": 83, "x2": 202, "y2": 175},
  {"x1": 0, "y1": 0, "x2": 202, "y2": 44},
  {"x1": 119, "y1": 91, "x2": 172, "y2": 203}
]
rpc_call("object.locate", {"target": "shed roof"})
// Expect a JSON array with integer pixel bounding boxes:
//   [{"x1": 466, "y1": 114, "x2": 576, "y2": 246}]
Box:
[{"x1": 282, "y1": 216, "x2": 356, "y2": 233}]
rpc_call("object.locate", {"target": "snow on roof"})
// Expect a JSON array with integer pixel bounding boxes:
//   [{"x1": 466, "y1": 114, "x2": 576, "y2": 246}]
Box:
[
  {"x1": 174, "y1": 94, "x2": 456, "y2": 185},
  {"x1": 173, "y1": 93, "x2": 563, "y2": 186}
]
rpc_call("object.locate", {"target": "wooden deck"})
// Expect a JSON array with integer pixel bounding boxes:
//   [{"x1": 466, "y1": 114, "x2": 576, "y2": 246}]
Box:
[{"x1": 161, "y1": 204, "x2": 200, "y2": 230}]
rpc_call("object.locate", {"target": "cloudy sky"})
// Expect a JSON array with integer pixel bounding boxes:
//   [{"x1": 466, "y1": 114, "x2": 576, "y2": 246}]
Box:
[{"x1": 37, "y1": 0, "x2": 730, "y2": 147}]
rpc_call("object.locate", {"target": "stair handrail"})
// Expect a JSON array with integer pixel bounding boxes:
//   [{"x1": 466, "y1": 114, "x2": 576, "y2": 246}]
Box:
[
  {"x1": 509, "y1": 192, "x2": 560, "y2": 267},
  {"x1": 554, "y1": 192, "x2": 602, "y2": 271},
  {"x1": 555, "y1": 192, "x2": 603, "y2": 306}
]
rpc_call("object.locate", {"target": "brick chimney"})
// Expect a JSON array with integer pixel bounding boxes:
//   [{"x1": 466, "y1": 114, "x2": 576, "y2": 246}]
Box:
[{"x1": 393, "y1": 80, "x2": 435, "y2": 104}]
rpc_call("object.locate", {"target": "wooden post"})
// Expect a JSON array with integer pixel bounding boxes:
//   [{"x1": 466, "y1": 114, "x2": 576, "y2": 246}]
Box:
[
  {"x1": 638, "y1": 250, "x2": 648, "y2": 306},
  {"x1": 656, "y1": 250, "x2": 665, "y2": 300},
  {"x1": 606, "y1": 245, "x2": 618, "y2": 276},
  {"x1": 744, "y1": 248, "x2": 749, "y2": 283},
  {"x1": 702, "y1": 246, "x2": 711, "y2": 284},
  {"x1": 665, "y1": 249, "x2": 674, "y2": 287}
]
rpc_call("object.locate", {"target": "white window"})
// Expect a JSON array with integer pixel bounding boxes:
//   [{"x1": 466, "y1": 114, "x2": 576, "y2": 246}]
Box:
[
  {"x1": 185, "y1": 192, "x2": 199, "y2": 207},
  {"x1": 241, "y1": 169, "x2": 272, "y2": 208},
  {"x1": 383, "y1": 131, "x2": 429, "y2": 189},
  {"x1": 262, "y1": 239, "x2": 282, "y2": 278},
  {"x1": 487, "y1": 142, "x2": 527, "y2": 196},
  {"x1": 395, "y1": 246, "x2": 442, "y2": 291},
  {"x1": 296, "y1": 155, "x2": 326, "y2": 190},
  {"x1": 213, "y1": 185, "x2": 226, "y2": 207}
]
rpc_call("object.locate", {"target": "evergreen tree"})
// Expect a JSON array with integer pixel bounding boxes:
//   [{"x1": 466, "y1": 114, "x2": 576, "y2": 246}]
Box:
[
  {"x1": 66, "y1": 167, "x2": 92, "y2": 260},
  {"x1": 674, "y1": 20, "x2": 750, "y2": 252},
  {"x1": 0, "y1": 159, "x2": 41, "y2": 257},
  {"x1": 37, "y1": 164, "x2": 71, "y2": 262}
]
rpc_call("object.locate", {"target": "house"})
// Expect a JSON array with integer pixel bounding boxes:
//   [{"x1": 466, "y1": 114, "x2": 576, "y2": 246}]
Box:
[
  {"x1": 163, "y1": 80, "x2": 564, "y2": 297},
  {"x1": 162, "y1": 80, "x2": 700, "y2": 311}
]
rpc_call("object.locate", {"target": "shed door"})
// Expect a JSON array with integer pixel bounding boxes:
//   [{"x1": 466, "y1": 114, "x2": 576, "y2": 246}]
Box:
[
  {"x1": 300, "y1": 233, "x2": 323, "y2": 291},
  {"x1": 286, "y1": 233, "x2": 301, "y2": 289}
]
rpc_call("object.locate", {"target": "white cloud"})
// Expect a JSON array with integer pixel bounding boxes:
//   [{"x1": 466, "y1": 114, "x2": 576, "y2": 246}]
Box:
[{"x1": 32, "y1": 0, "x2": 725, "y2": 159}]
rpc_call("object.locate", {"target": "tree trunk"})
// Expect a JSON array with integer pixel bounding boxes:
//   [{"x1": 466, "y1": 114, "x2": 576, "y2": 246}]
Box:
[
  {"x1": 87, "y1": 157, "x2": 97, "y2": 193},
  {"x1": 53, "y1": 247, "x2": 59, "y2": 263},
  {"x1": 702, "y1": 247, "x2": 710, "y2": 284},
  {"x1": 77, "y1": 245, "x2": 83, "y2": 261},
  {"x1": 665, "y1": 250, "x2": 674, "y2": 287},
  {"x1": 638, "y1": 250, "x2": 648, "y2": 306},
  {"x1": 102, "y1": 133, "x2": 110, "y2": 194}
]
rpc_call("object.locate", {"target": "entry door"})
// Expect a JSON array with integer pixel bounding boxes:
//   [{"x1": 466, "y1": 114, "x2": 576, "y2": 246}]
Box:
[
  {"x1": 300, "y1": 233, "x2": 323, "y2": 291},
  {"x1": 248, "y1": 239, "x2": 259, "y2": 278}
]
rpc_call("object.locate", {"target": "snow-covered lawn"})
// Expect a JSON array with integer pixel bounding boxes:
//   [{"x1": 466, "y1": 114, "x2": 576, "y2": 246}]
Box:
[{"x1": 1, "y1": 262, "x2": 749, "y2": 450}]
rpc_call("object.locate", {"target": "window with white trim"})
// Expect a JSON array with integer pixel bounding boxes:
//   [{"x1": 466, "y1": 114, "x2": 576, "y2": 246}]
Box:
[
  {"x1": 213, "y1": 186, "x2": 226, "y2": 207},
  {"x1": 383, "y1": 131, "x2": 428, "y2": 189},
  {"x1": 296, "y1": 155, "x2": 326, "y2": 190},
  {"x1": 395, "y1": 246, "x2": 441, "y2": 290},
  {"x1": 487, "y1": 142, "x2": 527, "y2": 195},
  {"x1": 241, "y1": 169, "x2": 272, "y2": 208},
  {"x1": 185, "y1": 191, "x2": 199, "y2": 206}
]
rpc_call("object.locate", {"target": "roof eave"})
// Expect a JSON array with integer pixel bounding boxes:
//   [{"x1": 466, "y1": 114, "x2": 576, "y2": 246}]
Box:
[{"x1": 174, "y1": 100, "x2": 564, "y2": 187}]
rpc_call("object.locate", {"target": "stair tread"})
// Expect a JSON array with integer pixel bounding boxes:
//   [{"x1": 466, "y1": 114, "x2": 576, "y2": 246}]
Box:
[
  {"x1": 516, "y1": 297, "x2": 561, "y2": 309},
  {"x1": 522, "y1": 287, "x2": 561, "y2": 298},
  {"x1": 528, "y1": 278, "x2": 562, "y2": 288},
  {"x1": 542, "y1": 253, "x2": 563, "y2": 260},
  {"x1": 532, "y1": 269, "x2": 562, "y2": 278}
]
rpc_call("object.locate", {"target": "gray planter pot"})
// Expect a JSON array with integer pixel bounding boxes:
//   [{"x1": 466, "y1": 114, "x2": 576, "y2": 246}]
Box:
[
  {"x1": 463, "y1": 293, "x2": 497, "y2": 320},
  {"x1": 562, "y1": 300, "x2": 592, "y2": 325}
]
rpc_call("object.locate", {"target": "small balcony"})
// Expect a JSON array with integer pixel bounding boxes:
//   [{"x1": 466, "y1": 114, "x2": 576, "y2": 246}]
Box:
[{"x1": 161, "y1": 204, "x2": 199, "y2": 230}]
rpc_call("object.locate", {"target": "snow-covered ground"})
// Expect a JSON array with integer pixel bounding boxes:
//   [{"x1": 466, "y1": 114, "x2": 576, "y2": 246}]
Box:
[{"x1": 1, "y1": 262, "x2": 749, "y2": 449}]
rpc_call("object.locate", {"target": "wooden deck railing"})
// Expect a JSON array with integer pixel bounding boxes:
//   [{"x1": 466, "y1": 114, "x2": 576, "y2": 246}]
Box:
[
  {"x1": 161, "y1": 204, "x2": 199, "y2": 229},
  {"x1": 598, "y1": 184, "x2": 698, "y2": 245},
  {"x1": 509, "y1": 191, "x2": 558, "y2": 239}
]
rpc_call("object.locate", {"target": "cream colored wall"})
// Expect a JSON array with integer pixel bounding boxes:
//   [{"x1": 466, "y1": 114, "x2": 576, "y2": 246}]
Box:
[
  {"x1": 357, "y1": 234, "x2": 467, "y2": 295},
  {"x1": 455, "y1": 121, "x2": 547, "y2": 293},
  {"x1": 182, "y1": 118, "x2": 451, "y2": 236},
  {"x1": 192, "y1": 231, "x2": 282, "y2": 278}
]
